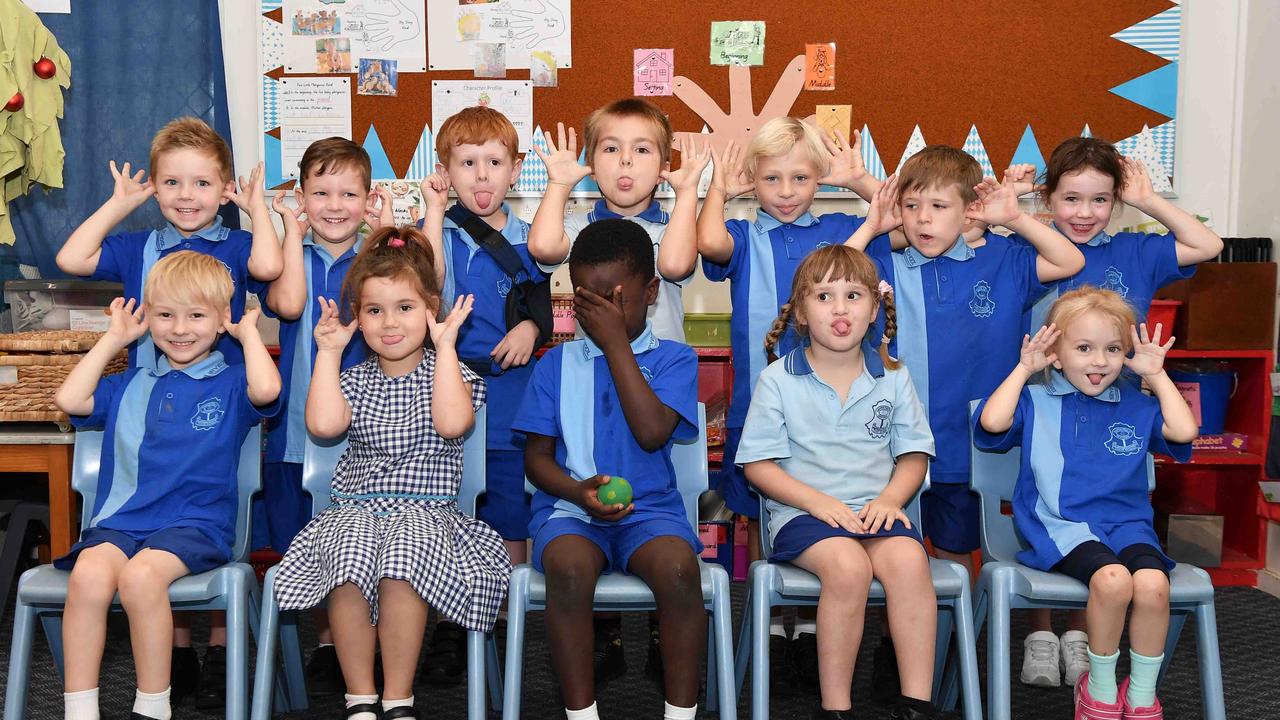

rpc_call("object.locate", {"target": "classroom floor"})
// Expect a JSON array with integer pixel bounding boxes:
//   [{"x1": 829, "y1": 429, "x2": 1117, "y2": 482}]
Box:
[{"x1": 0, "y1": 584, "x2": 1276, "y2": 719}]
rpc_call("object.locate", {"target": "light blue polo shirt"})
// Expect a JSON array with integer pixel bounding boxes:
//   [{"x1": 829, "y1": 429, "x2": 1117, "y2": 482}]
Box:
[
  {"x1": 868, "y1": 231, "x2": 1048, "y2": 486},
  {"x1": 736, "y1": 343, "x2": 935, "y2": 544},
  {"x1": 550, "y1": 199, "x2": 691, "y2": 342},
  {"x1": 972, "y1": 370, "x2": 1191, "y2": 571},
  {"x1": 88, "y1": 217, "x2": 269, "y2": 369},
  {"x1": 1024, "y1": 230, "x2": 1196, "y2": 330},
  {"x1": 438, "y1": 203, "x2": 545, "y2": 451},
  {"x1": 512, "y1": 323, "x2": 699, "y2": 536},
  {"x1": 70, "y1": 351, "x2": 279, "y2": 562},
  {"x1": 702, "y1": 210, "x2": 868, "y2": 428},
  {"x1": 262, "y1": 233, "x2": 369, "y2": 464}
]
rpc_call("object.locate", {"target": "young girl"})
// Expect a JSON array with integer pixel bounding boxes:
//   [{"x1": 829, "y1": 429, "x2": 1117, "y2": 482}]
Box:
[
  {"x1": 273, "y1": 226, "x2": 512, "y2": 720},
  {"x1": 736, "y1": 244, "x2": 943, "y2": 720},
  {"x1": 974, "y1": 287, "x2": 1197, "y2": 720}
]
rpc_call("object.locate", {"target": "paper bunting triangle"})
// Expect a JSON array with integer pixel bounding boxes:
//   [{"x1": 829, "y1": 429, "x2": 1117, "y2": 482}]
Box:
[
  {"x1": 860, "y1": 124, "x2": 886, "y2": 181},
  {"x1": 362, "y1": 125, "x2": 398, "y2": 180},
  {"x1": 405, "y1": 124, "x2": 434, "y2": 182},
  {"x1": 961, "y1": 125, "x2": 995, "y2": 178},
  {"x1": 1010, "y1": 125, "x2": 1046, "y2": 177},
  {"x1": 1112, "y1": 5, "x2": 1181, "y2": 62},
  {"x1": 1110, "y1": 62, "x2": 1178, "y2": 119},
  {"x1": 895, "y1": 125, "x2": 927, "y2": 173}
]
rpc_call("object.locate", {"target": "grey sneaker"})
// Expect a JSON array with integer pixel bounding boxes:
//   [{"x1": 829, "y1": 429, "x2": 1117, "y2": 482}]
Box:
[
  {"x1": 1020, "y1": 630, "x2": 1061, "y2": 687},
  {"x1": 1060, "y1": 630, "x2": 1090, "y2": 687}
]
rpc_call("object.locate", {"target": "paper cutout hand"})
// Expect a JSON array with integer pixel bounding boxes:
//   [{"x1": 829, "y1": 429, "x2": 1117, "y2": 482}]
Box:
[
  {"x1": 671, "y1": 55, "x2": 807, "y2": 155},
  {"x1": 363, "y1": 0, "x2": 420, "y2": 53},
  {"x1": 503, "y1": 0, "x2": 567, "y2": 50}
]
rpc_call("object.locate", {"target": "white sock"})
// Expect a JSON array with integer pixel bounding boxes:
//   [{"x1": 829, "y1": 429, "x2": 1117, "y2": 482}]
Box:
[
  {"x1": 565, "y1": 702, "x2": 600, "y2": 720},
  {"x1": 383, "y1": 695, "x2": 414, "y2": 711},
  {"x1": 768, "y1": 618, "x2": 788, "y2": 638},
  {"x1": 317, "y1": 642, "x2": 335, "y2": 648},
  {"x1": 794, "y1": 618, "x2": 817, "y2": 636},
  {"x1": 64, "y1": 687, "x2": 99, "y2": 720},
  {"x1": 345, "y1": 693, "x2": 380, "y2": 720},
  {"x1": 664, "y1": 701, "x2": 698, "y2": 720},
  {"x1": 132, "y1": 688, "x2": 171, "y2": 720}
]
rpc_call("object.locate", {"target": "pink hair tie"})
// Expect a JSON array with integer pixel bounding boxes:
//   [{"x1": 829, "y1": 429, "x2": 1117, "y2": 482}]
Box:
[
  {"x1": 387, "y1": 236, "x2": 405, "y2": 248},
  {"x1": 878, "y1": 280, "x2": 893, "y2": 297}
]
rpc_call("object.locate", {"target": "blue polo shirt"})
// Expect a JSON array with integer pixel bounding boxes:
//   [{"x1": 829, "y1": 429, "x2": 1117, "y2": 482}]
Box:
[
  {"x1": 69, "y1": 351, "x2": 279, "y2": 562},
  {"x1": 869, "y1": 232, "x2": 1048, "y2": 486},
  {"x1": 437, "y1": 203, "x2": 545, "y2": 451},
  {"x1": 88, "y1": 217, "x2": 268, "y2": 369},
  {"x1": 701, "y1": 210, "x2": 867, "y2": 428},
  {"x1": 512, "y1": 324, "x2": 699, "y2": 536},
  {"x1": 1023, "y1": 230, "x2": 1195, "y2": 330},
  {"x1": 263, "y1": 233, "x2": 369, "y2": 464},
  {"x1": 972, "y1": 370, "x2": 1191, "y2": 571},
  {"x1": 737, "y1": 343, "x2": 935, "y2": 543}
]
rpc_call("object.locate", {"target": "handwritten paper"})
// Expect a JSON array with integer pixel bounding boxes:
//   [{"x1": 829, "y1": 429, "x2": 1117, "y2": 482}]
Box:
[
  {"x1": 634, "y1": 49, "x2": 674, "y2": 96},
  {"x1": 816, "y1": 105, "x2": 851, "y2": 141},
  {"x1": 279, "y1": 78, "x2": 352, "y2": 180},
  {"x1": 805, "y1": 43, "x2": 835, "y2": 91},
  {"x1": 710, "y1": 21, "x2": 765, "y2": 66},
  {"x1": 432, "y1": 80, "x2": 534, "y2": 152}
]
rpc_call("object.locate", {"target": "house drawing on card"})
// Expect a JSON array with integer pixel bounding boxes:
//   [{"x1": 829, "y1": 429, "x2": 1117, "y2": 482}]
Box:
[{"x1": 636, "y1": 51, "x2": 672, "y2": 81}]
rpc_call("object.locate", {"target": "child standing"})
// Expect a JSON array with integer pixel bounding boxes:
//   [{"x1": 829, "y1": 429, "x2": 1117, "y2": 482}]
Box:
[
  {"x1": 54, "y1": 251, "x2": 281, "y2": 720},
  {"x1": 273, "y1": 226, "x2": 511, "y2": 720},
  {"x1": 974, "y1": 287, "x2": 1196, "y2": 720},
  {"x1": 738, "y1": 244, "x2": 942, "y2": 720},
  {"x1": 513, "y1": 219, "x2": 706, "y2": 720}
]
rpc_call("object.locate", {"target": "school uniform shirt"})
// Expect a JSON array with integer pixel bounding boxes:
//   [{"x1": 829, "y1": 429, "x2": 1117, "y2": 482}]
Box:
[
  {"x1": 1024, "y1": 230, "x2": 1195, "y2": 330},
  {"x1": 548, "y1": 200, "x2": 691, "y2": 342},
  {"x1": 971, "y1": 370, "x2": 1192, "y2": 571},
  {"x1": 87, "y1": 217, "x2": 269, "y2": 369},
  {"x1": 736, "y1": 343, "x2": 935, "y2": 544},
  {"x1": 702, "y1": 210, "x2": 867, "y2": 428},
  {"x1": 512, "y1": 323, "x2": 700, "y2": 536},
  {"x1": 68, "y1": 351, "x2": 279, "y2": 562},
  {"x1": 262, "y1": 233, "x2": 369, "y2": 464},
  {"x1": 440, "y1": 204, "x2": 546, "y2": 451},
  {"x1": 868, "y1": 232, "x2": 1048, "y2": 486}
]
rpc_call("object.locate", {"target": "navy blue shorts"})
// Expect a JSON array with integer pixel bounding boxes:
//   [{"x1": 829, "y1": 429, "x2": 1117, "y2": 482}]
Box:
[
  {"x1": 256, "y1": 461, "x2": 311, "y2": 552},
  {"x1": 531, "y1": 515, "x2": 702, "y2": 574},
  {"x1": 717, "y1": 427, "x2": 759, "y2": 518},
  {"x1": 920, "y1": 484, "x2": 981, "y2": 554},
  {"x1": 55, "y1": 526, "x2": 229, "y2": 575},
  {"x1": 1053, "y1": 541, "x2": 1170, "y2": 585},
  {"x1": 770, "y1": 514, "x2": 925, "y2": 563},
  {"x1": 477, "y1": 449, "x2": 533, "y2": 541}
]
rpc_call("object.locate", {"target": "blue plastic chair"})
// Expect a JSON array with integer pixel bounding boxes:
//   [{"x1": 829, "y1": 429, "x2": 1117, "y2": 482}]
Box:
[
  {"x1": 4, "y1": 425, "x2": 265, "y2": 720},
  {"x1": 501, "y1": 404, "x2": 736, "y2": 720},
  {"x1": 732, "y1": 474, "x2": 982, "y2": 720},
  {"x1": 251, "y1": 405, "x2": 503, "y2": 720},
  {"x1": 968, "y1": 399, "x2": 1226, "y2": 720}
]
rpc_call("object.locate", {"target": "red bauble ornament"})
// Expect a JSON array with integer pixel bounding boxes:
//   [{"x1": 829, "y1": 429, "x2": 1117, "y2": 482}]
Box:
[
  {"x1": 33, "y1": 57, "x2": 57, "y2": 80},
  {"x1": 4, "y1": 92, "x2": 22, "y2": 112}
]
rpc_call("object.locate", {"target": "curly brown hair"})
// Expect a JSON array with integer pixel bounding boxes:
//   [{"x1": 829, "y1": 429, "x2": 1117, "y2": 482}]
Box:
[{"x1": 340, "y1": 225, "x2": 441, "y2": 322}]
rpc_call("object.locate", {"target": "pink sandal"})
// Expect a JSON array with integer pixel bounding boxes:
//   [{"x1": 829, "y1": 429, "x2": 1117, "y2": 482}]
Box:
[{"x1": 1074, "y1": 672, "x2": 1124, "y2": 720}]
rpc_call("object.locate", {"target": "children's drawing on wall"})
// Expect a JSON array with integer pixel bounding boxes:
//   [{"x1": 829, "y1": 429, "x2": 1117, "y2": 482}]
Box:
[
  {"x1": 372, "y1": 180, "x2": 423, "y2": 225},
  {"x1": 291, "y1": 9, "x2": 341, "y2": 35},
  {"x1": 709, "y1": 20, "x2": 765, "y2": 66},
  {"x1": 530, "y1": 50, "x2": 558, "y2": 87},
  {"x1": 634, "y1": 48, "x2": 674, "y2": 96},
  {"x1": 805, "y1": 42, "x2": 835, "y2": 91},
  {"x1": 315, "y1": 37, "x2": 352, "y2": 73},
  {"x1": 456, "y1": 6, "x2": 483, "y2": 41},
  {"x1": 426, "y1": 0, "x2": 570, "y2": 71},
  {"x1": 358, "y1": 58, "x2": 398, "y2": 96},
  {"x1": 502, "y1": 0, "x2": 569, "y2": 51},
  {"x1": 474, "y1": 42, "x2": 507, "y2": 78},
  {"x1": 344, "y1": 0, "x2": 427, "y2": 70}
]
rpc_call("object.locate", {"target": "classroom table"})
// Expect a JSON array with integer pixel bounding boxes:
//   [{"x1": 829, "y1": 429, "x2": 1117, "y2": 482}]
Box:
[{"x1": 0, "y1": 424, "x2": 75, "y2": 558}]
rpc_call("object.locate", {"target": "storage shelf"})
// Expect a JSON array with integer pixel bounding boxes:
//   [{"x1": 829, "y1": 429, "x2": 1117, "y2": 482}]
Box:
[
  {"x1": 1167, "y1": 348, "x2": 1273, "y2": 359},
  {"x1": 1157, "y1": 451, "x2": 1265, "y2": 467}
]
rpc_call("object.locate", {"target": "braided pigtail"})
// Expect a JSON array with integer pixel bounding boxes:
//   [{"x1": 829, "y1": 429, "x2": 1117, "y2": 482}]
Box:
[
  {"x1": 764, "y1": 302, "x2": 796, "y2": 364},
  {"x1": 877, "y1": 282, "x2": 901, "y2": 370}
]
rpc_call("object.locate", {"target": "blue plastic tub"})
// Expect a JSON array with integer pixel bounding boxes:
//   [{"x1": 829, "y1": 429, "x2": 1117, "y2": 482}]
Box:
[{"x1": 1169, "y1": 363, "x2": 1235, "y2": 435}]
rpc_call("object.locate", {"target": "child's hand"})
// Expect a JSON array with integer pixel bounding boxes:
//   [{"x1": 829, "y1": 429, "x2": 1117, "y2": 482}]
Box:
[
  {"x1": 1119, "y1": 157, "x2": 1156, "y2": 210},
  {"x1": 533, "y1": 123, "x2": 593, "y2": 189},
  {"x1": 810, "y1": 494, "x2": 865, "y2": 534},
  {"x1": 420, "y1": 170, "x2": 451, "y2": 215},
  {"x1": 573, "y1": 285, "x2": 628, "y2": 352},
  {"x1": 224, "y1": 161, "x2": 268, "y2": 213},
  {"x1": 857, "y1": 496, "x2": 911, "y2": 534},
  {"x1": 364, "y1": 186, "x2": 395, "y2": 230},
  {"x1": 577, "y1": 474, "x2": 634, "y2": 522},
  {"x1": 223, "y1": 306, "x2": 262, "y2": 341},
  {"x1": 819, "y1": 128, "x2": 867, "y2": 189},
  {"x1": 966, "y1": 176, "x2": 1021, "y2": 227},
  {"x1": 272, "y1": 190, "x2": 310, "y2": 237},
  {"x1": 1018, "y1": 323, "x2": 1061, "y2": 374},
  {"x1": 490, "y1": 318, "x2": 539, "y2": 369},
  {"x1": 661, "y1": 137, "x2": 712, "y2": 194},
  {"x1": 710, "y1": 140, "x2": 753, "y2": 200},
  {"x1": 864, "y1": 173, "x2": 903, "y2": 236},
  {"x1": 313, "y1": 297, "x2": 358, "y2": 352},
  {"x1": 104, "y1": 297, "x2": 148, "y2": 347},
  {"x1": 1125, "y1": 322, "x2": 1175, "y2": 378},
  {"x1": 1002, "y1": 163, "x2": 1038, "y2": 197},
  {"x1": 428, "y1": 293, "x2": 473, "y2": 350},
  {"x1": 107, "y1": 161, "x2": 155, "y2": 211}
]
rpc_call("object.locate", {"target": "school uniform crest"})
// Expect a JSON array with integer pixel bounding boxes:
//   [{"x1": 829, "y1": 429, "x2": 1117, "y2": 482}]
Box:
[
  {"x1": 496, "y1": 276, "x2": 512, "y2": 298},
  {"x1": 968, "y1": 280, "x2": 995, "y2": 318},
  {"x1": 1100, "y1": 266, "x2": 1129, "y2": 297},
  {"x1": 815, "y1": 241, "x2": 832, "y2": 249},
  {"x1": 866, "y1": 399, "x2": 893, "y2": 439},
  {"x1": 1104, "y1": 422, "x2": 1143, "y2": 456},
  {"x1": 191, "y1": 396, "x2": 225, "y2": 431},
  {"x1": 639, "y1": 365, "x2": 654, "y2": 384}
]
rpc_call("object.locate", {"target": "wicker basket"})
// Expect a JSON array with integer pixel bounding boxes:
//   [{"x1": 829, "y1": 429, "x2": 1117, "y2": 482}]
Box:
[{"x1": 0, "y1": 331, "x2": 127, "y2": 424}]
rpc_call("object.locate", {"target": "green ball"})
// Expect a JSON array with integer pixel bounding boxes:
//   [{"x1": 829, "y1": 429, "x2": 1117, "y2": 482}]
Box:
[{"x1": 598, "y1": 475, "x2": 632, "y2": 506}]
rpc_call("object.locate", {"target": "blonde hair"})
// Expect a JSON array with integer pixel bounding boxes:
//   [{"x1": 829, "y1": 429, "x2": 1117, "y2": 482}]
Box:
[
  {"x1": 150, "y1": 117, "x2": 233, "y2": 184},
  {"x1": 583, "y1": 98, "x2": 674, "y2": 165},
  {"x1": 744, "y1": 117, "x2": 829, "y2": 181},
  {"x1": 1045, "y1": 286, "x2": 1137, "y2": 354},
  {"x1": 896, "y1": 145, "x2": 982, "y2": 205},
  {"x1": 764, "y1": 245, "x2": 898, "y2": 370},
  {"x1": 144, "y1": 251, "x2": 234, "y2": 309}
]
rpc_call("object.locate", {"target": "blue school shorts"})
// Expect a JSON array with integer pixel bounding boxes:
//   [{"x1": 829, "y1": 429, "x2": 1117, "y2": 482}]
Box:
[
  {"x1": 55, "y1": 526, "x2": 229, "y2": 575},
  {"x1": 770, "y1": 513, "x2": 925, "y2": 563},
  {"x1": 718, "y1": 427, "x2": 759, "y2": 519},
  {"x1": 531, "y1": 514, "x2": 702, "y2": 574},
  {"x1": 920, "y1": 483, "x2": 981, "y2": 554},
  {"x1": 477, "y1": 449, "x2": 533, "y2": 541},
  {"x1": 1053, "y1": 540, "x2": 1171, "y2": 586}
]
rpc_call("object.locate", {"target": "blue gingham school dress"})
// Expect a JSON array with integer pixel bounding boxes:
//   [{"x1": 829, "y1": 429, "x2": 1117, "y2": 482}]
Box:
[{"x1": 273, "y1": 351, "x2": 511, "y2": 631}]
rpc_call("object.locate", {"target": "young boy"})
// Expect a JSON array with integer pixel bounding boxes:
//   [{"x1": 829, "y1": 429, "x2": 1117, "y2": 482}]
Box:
[
  {"x1": 55, "y1": 116, "x2": 284, "y2": 369},
  {"x1": 513, "y1": 218, "x2": 706, "y2": 720},
  {"x1": 53, "y1": 251, "x2": 281, "y2": 720},
  {"x1": 527, "y1": 98, "x2": 710, "y2": 343},
  {"x1": 418, "y1": 105, "x2": 548, "y2": 686}
]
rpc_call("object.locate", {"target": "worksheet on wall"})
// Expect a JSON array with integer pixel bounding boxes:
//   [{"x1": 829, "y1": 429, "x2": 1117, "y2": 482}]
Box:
[
  {"x1": 431, "y1": 80, "x2": 533, "y2": 152},
  {"x1": 279, "y1": 77, "x2": 352, "y2": 180},
  {"x1": 282, "y1": 0, "x2": 426, "y2": 73},
  {"x1": 427, "y1": 0, "x2": 571, "y2": 71}
]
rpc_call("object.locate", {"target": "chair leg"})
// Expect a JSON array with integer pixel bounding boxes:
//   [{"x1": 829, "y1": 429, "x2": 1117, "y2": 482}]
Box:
[
  {"x1": 706, "y1": 618, "x2": 718, "y2": 713},
  {"x1": 1193, "y1": 600, "x2": 1226, "y2": 720},
  {"x1": 749, "y1": 566, "x2": 773, "y2": 720},
  {"x1": 710, "y1": 567, "x2": 736, "y2": 720},
  {"x1": 252, "y1": 569, "x2": 284, "y2": 720},
  {"x1": 502, "y1": 569, "x2": 529, "y2": 720},
  {"x1": 41, "y1": 612, "x2": 65, "y2": 679},
  {"x1": 932, "y1": 603, "x2": 954, "y2": 702},
  {"x1": 224, "y1": 570, "x2": 249, "y2": 720},
  {"x1": 732, "y1": 585, "x2": 753, "y2": 698},
  {"x1": 4, "y1": 599, "x2": 37, "y2": 720},
  {"x1": 987, "y1": 574, "x2": 1013, "y2": 720},
  {"x1": 467, "y1": 629, "x2": 486, "y2": 720},
  {"x1": 1158, "y1": 611, "x2": 1188, "y2": 686},
  {"x1": 948, "y1": 568, "x2": 983, "y2": 720},
  {"x1": 278, "y1": 608, "x2": 308, "y2": 711},
  {"x1": 0, "y1": 503, "x2": 48, "y2": 623},
  {"x1": 485, "y1": 634, "x2": 503, "y2": 711}
]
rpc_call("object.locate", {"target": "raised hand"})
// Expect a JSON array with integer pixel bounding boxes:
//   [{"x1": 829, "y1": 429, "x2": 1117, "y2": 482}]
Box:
[
  {"x1": 1125, "y1": 322, "x2": 1175, "y2": 378},
  {"x1": 819, "y1": 128, "x2": 867, "y2": 189},
  {"x1": 532, "y1": 123, "x2": 593, "y2": 189},
  {"x1": 1018, "y1": 323, "x2": 1061, "y2": 374},
  {"x1": 223, "y1": 306, "x2": 262, "y2": 341},
  {"x1": 661, "y1": 136, "x2": 712, "y2": 194},
  {"x1": 272, "y1": 190, "x2": 309, "y2": 237},
  {"x1": 1119, "y1": 157, "x2": 1157, "y2": 209},
  {"x1": 577, "y1": 474, "x2": 634, "y2": 522},
  {"x1": 420, "y1": 170, "x2": 451, "y2": 214},
  {"x1": 107, "y1": 161, "x2": 155, "y2": 211},
  {"x1": 858, "y1": 495, "x2": 911, "y2": 534},
  {"x1": 428, "y1": 293, "x2": 473, "y2": 350},
  {"x1": 363, "y1": 186, "x2": 395, "y2": 230},
  {"x1": 224, "y1": 161, "x2": 269, "y2": 213},
  {"x1": 671, "y1": 54, "x2": 806, "y2": 155},
  {"x1": 1003, "y1": 163, "x2": 1038, "y2": 197},
  {"x1": 966, "y1": 176, "x2": 1021, "y2": 227},
  {"x1": 573, "y1": 285, "x2": 628, "y2": 351},
  {"x1": 864, "y1": 173, "x2": 903, "y2": 236},
  {"x1": 104, "y1": 297, "x2": 149, "y2": 347},
  {"x1": 313, "y1": 297, "x2": 358, "y2": 353},
  {"x1": 709, "y1": 141, "x2": 753, "y2": 200}
]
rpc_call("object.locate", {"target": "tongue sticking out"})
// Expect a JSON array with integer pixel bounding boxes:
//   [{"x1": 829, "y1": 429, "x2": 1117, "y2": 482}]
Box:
[
  {"x1": 832, "y1": 319, "x2": 852, "y2": 337},
  {"x1": 1088, "y1": 373, "x2": 1104, "y2": 386},
  {"x1": 473, "y1": 191, "x2": 493, "y2": 210}
]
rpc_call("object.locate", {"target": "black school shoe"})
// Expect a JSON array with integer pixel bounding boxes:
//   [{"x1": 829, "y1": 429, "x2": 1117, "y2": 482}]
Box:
[
  {"x1": 421, "y1": 621, "x2": 466, "y2": 687},
  {"x1": 195, "y1": 644, "x2": 227, "y2": 710},
  {"x1": 130, "y1": 714, "x2": 162, "y2": 720},
  {"x1": 383, "y1": 705, "x2": 420, "y2": 720},
  {"x1": 791, "y1": 632, "x2": 821, "y2": 691},
  {"x1": 811, "y1": 708, "x2": 856, "y2": 720},
  {"x1": 170, "y1": 646, "x2": 200, "y2": 703},
  {"x1": 592, "y1": 618, "x2": 627, "y2": 686},
  {"x1": 889, "y1": 695, "x2": 947, "y2": 719},
  {"x1": 305, "y1": 644, "x2": 344, "y2": 696},
  {"x1": 870, "y1": 637, "x2": 901, "y2": 706},
  {"x1": 345, "y1": 701, "x2": 382, "y2": 719}
]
